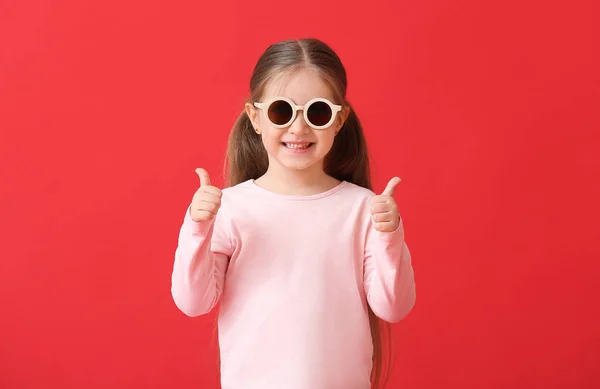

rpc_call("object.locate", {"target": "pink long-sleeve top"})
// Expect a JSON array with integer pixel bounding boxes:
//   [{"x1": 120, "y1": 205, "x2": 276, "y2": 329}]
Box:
[{"x1": 171, "y1": 179, "x2": 416, "y2": 389}]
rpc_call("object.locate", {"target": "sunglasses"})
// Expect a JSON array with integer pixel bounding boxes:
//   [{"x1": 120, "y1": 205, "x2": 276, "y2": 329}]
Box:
[{"x1": 254, "y1": 97, "x2": 343, "y2": 130}]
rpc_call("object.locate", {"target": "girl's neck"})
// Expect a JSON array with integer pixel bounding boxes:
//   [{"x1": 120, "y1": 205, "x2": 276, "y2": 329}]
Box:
[{"x1": 254, "y1": 163, "x2": 341, "y2": 196}]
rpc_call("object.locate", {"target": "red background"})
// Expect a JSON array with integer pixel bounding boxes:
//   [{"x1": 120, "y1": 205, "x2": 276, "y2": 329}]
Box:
[{"x1": 1, "y1": 0, "x2": 599, "y2": 388}]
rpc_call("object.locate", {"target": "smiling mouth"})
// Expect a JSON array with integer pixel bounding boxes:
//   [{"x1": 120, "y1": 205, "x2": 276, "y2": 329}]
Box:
[{"x1": 282, "y1": 142, "x2": 314, "y2": 150}]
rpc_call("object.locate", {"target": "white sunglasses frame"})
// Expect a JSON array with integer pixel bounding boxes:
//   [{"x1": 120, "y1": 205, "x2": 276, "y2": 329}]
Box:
[{"x1": 253, "y1": 97, "x2": 343, "y2": 130}]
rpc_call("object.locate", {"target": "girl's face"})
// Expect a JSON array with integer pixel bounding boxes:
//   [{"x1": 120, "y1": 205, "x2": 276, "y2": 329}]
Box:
[{"x1": 246, "y1": 68, "x2": 349, "y2": 177}]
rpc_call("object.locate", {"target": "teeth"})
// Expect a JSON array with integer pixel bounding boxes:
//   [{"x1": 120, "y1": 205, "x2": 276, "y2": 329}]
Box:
[{"x1": 285, "y1": 143, "x2": 311, "y2": 149}]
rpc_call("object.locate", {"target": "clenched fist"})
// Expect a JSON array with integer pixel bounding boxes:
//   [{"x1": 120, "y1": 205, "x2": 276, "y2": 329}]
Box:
[
  {"x1": 189, "y1": 168, "x2": 222, "y2": 222},
  {"x1": 370, "y1": 177, "x2": 402, "y2": 232}
]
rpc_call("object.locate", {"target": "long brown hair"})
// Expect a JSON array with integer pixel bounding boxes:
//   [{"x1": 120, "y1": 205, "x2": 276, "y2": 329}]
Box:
[{"x1": 222, "y1": 38, "x2": 392, "y2": 388}]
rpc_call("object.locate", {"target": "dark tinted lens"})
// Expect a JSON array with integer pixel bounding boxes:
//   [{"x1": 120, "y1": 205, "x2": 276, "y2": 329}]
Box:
[
  {"x1": 268, "y1": 100, "x2": 293, "y2": 125},
  {"x1": 307, "y1": 101, "x2": 332, "y2": 127}
]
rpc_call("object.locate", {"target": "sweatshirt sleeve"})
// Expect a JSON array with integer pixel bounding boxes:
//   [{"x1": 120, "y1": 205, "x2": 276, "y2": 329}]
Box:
[
  {"x1": 363, "y1": 214, "x2": 416, "y2": 323},
  {"x1": 171, "y1": 203, "x2": 234, "y2": 317}
]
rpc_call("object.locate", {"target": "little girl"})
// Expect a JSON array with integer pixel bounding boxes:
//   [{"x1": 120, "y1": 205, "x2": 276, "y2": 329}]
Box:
[{"x1": 171, "y1": 38, "x2": 416, "y2": 389}]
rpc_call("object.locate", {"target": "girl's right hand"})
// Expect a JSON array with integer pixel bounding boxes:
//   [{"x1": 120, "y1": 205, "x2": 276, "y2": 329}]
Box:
[{"x1": 190, "y1": 168, "x2": 222, "y2": 222}]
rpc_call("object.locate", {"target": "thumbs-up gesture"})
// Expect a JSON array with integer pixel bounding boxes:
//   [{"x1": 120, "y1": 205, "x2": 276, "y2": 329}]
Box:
[
  {"x1": 370, "y1": 177, "x2": 402, "y2": 232},
  {"x1": 190, "y1": 168, "x2": 223, "y2": 222}
]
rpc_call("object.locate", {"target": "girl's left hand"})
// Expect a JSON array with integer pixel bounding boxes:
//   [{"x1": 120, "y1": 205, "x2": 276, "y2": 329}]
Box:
[{"x1": 370, "y1": 177, "x2": 402, "y2": 232}]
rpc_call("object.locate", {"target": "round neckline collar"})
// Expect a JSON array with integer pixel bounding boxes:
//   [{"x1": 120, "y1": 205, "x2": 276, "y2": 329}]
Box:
[{"x1": 246, "y1": 179, "x2": 348, "y2": 200}]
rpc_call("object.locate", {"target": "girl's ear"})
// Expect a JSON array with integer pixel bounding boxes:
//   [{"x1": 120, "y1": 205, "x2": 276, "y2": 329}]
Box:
[
  {"x1": 336, "y1": 105, "x2": 351, "y2": 133},
  {"x1": 245, "y1": 102, "x2": 260, "y2": 131}
]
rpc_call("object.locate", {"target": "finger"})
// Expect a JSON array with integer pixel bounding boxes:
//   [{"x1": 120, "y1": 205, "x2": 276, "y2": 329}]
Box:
[
  {"x1": 196, "y1": 192, "x2": 222, "y2": 205},
  {"x1": 193, "y1": 210, "x2": 215, "y2": 221},
  {"x1": 374, "y1": 221, "x2": 397, "y2": 232},
  {"x1": 372, "y1": 212, "x2": 395, "y2": 223},
  {"x1": 372, "y1": 213, "x2": 385, "y2": 223},
  {"x1": 370, "y1": 202, "x2": 395, "y2": 215},
  {"x1": 371, "y1": 195, "x2": 395, "y2": 204},
  {"x1": 197, "y1": 201, "x2": 220, "y2": 215},
  {"x1": 200, "y1": 185, "x2": 222, "y2": 198},
  {"x1": 381, "y1": 176, "x2": 401, "y2": 196},
  {"x1": 195, "y1": 168, "x2": 211, "y2": 187}
]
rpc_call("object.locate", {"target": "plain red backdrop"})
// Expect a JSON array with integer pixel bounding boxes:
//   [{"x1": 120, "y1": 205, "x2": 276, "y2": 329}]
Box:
[{"x1": 1, "y1": 0, "x2": 599, "y2": 388}]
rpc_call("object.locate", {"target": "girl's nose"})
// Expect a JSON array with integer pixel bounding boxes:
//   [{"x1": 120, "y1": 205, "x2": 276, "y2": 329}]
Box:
[{"x1": 287, "y1": 112, "x2": 310, "y2": 135}]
